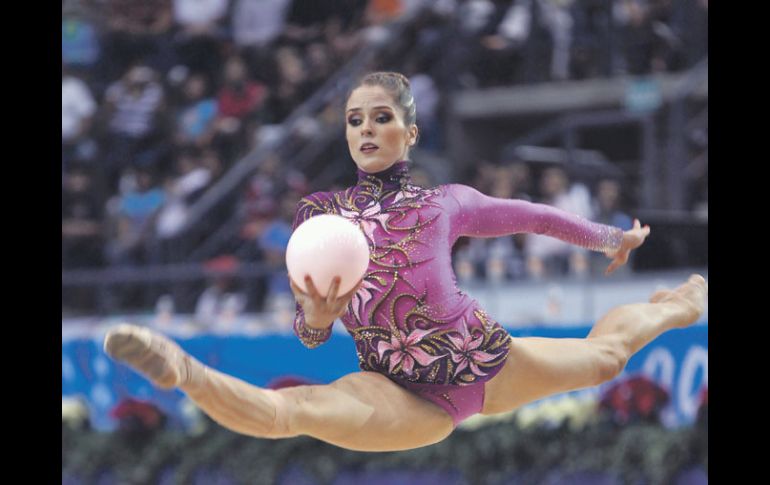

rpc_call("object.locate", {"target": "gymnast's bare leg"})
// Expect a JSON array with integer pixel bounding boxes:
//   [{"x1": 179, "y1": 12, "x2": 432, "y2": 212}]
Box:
[
  {"x1": 481, "y1": 274, "x2": 707, "y2": 415},
  {"x1": 104, "y1": 325, "x2": 453, "y2": 452},
  {"x1": 105, "y1": 274, "x2": 705, "y2": 450}
]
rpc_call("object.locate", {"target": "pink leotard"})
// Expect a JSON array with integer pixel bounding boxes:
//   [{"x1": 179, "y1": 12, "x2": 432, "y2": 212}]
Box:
[{"x1": 292, "y1": 161, "x2": 623, "y2": 426}]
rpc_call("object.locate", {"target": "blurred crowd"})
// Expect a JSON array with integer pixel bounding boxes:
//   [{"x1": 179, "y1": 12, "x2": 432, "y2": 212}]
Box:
[
  {"x1": 63, "y1": 0, "x2": 379, "y2": 271},
  {"x1": 63, "y1": 0, "x2": 707, "y2": 316}
]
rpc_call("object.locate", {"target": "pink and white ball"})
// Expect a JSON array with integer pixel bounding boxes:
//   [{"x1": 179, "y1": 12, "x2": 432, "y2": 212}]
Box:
[{"x1": 286, "y1": 214, "x2": 370, "y2": 297}]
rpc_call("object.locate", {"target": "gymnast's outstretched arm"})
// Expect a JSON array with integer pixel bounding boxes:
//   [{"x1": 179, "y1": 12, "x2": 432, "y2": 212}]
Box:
[{"x1": 445, "y1": 184, "x2": 648, "y2": 274}]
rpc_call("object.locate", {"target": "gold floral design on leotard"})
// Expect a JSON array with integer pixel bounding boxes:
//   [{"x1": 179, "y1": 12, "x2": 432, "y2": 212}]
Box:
[{"x1": 293, "y1": 162, "x2": 512, "y2": 385}]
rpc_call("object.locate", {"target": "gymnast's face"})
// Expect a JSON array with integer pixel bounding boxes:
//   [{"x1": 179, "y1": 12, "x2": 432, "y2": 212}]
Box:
[{"x1": 345, "y1": 85, "x2": 417, "y2": 174}]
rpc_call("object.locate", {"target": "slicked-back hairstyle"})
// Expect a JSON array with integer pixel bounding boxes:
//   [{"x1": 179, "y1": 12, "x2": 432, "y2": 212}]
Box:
[{"x1": 348, "y1": 71, "x2": 417, "y2": 126}]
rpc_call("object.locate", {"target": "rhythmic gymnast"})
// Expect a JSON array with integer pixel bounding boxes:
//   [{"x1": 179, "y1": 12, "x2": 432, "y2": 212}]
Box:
[{"x1": 105, "y1": 72, "x2": 707, "y2": 452}]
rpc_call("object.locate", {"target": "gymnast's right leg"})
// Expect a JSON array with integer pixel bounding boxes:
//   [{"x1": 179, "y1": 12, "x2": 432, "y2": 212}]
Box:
[{"x1": 104, "y1": 325, "x2": 453, "y2": 452}]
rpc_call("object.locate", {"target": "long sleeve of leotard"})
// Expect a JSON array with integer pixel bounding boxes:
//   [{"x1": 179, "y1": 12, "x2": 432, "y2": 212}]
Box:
[
  {"x1": 291, "y1": 194, "x2": 334, "y2": 348},
  {"x1": 445, "y1": 184, "x2": 623, "y2": 253}
]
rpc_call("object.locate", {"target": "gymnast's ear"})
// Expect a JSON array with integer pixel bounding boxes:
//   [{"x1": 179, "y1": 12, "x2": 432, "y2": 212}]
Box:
[{"x1": 407, "y1": 124, "x2": 418, "y2": 146}]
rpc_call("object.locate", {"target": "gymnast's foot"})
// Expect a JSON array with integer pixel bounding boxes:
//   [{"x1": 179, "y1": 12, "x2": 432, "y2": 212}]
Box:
[
  {"x1": 104, "y1": 324, "x2": 201, "y2": 390},
  {"x1": 648, "y1": 274, "x2": 708, "y2": 328}
]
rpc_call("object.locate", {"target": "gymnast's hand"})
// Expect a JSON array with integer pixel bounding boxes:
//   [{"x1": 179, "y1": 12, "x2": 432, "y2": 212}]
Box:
[
  {"x1": 290, "y1": 275, "x2": 363, "y2": 329},
  {"x1": 604, "y1": 219, "x2": 650, "y2": 275}
]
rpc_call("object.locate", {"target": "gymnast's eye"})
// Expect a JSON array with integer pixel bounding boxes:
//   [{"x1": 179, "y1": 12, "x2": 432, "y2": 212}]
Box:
[
  {"x1": 375, "y1": 114, "x2": 392, "y2": 124},
  {"x1": 348, "y1": 117, "x2": 362, "y2": 127}
]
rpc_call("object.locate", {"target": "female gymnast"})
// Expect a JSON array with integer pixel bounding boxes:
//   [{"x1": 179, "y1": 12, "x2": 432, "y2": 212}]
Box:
[{"x1": 105, "y1": 72, "x2": 707, "y2": 452}]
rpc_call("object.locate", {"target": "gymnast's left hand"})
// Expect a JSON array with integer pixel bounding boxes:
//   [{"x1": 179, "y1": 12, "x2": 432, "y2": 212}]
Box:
[{"x1": 604, "y1": 219, "x2": 650, "y2": 275}]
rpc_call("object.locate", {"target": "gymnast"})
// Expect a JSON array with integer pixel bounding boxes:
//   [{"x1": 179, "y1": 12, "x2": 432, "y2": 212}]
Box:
[{"x1": 105, "y1": 72, "x2": 707, "y2": 452}]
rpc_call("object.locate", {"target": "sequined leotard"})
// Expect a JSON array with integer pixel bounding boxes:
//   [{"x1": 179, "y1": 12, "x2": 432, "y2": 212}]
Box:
[{"x1": 292, "y1": 161, "x2": 623, "y2": 426}]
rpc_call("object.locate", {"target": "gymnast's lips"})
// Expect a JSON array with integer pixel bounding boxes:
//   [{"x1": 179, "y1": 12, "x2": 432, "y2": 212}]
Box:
[{"x1": 360, "y1": 143, "x2": 379, "y2": 153}]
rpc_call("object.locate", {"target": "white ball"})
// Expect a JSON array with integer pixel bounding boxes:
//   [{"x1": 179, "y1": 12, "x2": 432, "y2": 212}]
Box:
[{"x1": 286, "y1": 214, "x2": 370, "y2": 297}]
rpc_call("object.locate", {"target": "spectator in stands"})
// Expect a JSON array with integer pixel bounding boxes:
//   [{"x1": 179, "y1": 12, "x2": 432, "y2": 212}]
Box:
[
  {"x1": 171, "y1": 0, "x2": 229, "y2": 78},
  {"x1": 98, "y1": 64, "x2": 168, "y2": 191},
  {"x1": 62, "y1": 2, "x2": 101, "y2": 73},
  {"x1": 303, "y1": 42, "x2": 336, "y2": 93},
  {"x1": 99, "y1": 0, "x2": 175, "y2": 83},
  {"x1": 153, "y1": 147, "x2": 224, "y2": 264},
  {"x1": 644, "y1": 0, "x2": 686, "y2": 72},
  {"x1": 613, "y1": 0, "x2": 657, "y2": 75},
  {"x1": 323, "y1": 9, "x2": 366, "y2": 62},
  {"x1": 266, "y1": 46, "x2": 312, "y2": 123},
  {"x1": 525, "y1": 166, "x2": 593, "y2": 279},
  {"x1": 468, "y1": 0, "x2": 570, "y2": 86},
  {"x1": 402, "y1": 6, "x2": 455, "y2": 85},
  {"x1": 195, "y1": 255, "x2": 247, "y2": 326},
  {"x1": 231, "y1": 0, "x2": 292, "y2": 52},
  {"x1": 62, "y1": 65, "x2": 98, "y2": 174},
  {"x1": 104, "y1": 167, "x2": 166, "y2": 267},
  {"x1": 213, "y1": 55, "x2": 270, "y2": 162},
  {"x1": 569, "y1": 0, "x2": 610, "y2": 79},
  {"x1": 456, "y1": 0, "x2": 518, "y2": 88},
  {"x1": 539, "y1": 0, "x2": 575, "y2": 81},
  {"x1": 231, "y1": 0, "x2": 293, "y2": 87},
  {"x1": 156, "y1": 148, "x2": 213, "y2": 241},
  {"x1": 173, "y1": 72, "x2": 218, "y2": 149}
]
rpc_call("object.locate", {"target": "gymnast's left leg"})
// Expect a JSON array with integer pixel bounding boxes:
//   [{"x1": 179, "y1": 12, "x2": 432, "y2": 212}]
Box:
[
  {"x1": 104, "y1": 325, "x2": 454, "y2": 451},
  {"x1": 481, "y1": 274, "x2": 707, "y2": 415}
]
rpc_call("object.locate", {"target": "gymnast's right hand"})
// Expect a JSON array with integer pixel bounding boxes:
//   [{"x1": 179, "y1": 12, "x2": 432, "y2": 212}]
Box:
[{"x1": 290, "y1": 275, "x2": 363, "y2": 329}]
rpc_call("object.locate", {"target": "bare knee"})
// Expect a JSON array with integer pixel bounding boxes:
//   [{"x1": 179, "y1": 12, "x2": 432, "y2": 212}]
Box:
[
  {"x1": 590, "y1": 337, "x2": 629, "y2": 385},
  {"x1": 273, "y1": 383, "x2": 370, "y2": 440},
  {"x1": 267, "y1": 385, "x2": 316, "y2": 438}
]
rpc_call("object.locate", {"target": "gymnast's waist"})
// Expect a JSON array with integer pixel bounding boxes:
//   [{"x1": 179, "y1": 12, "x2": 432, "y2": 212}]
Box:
[
  {"x1": 345, "y1": 293, "x2": 496, "y2": 330},
  {"x1": 419, "y1": 292, "x2": 488, "y2": 323}
]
